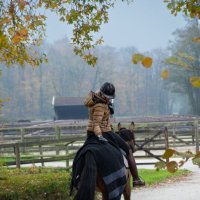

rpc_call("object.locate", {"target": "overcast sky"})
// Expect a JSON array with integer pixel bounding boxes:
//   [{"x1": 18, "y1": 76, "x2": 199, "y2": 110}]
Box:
[{"x1": 45, "y1": 0, "x2": 187, "y2": 52}]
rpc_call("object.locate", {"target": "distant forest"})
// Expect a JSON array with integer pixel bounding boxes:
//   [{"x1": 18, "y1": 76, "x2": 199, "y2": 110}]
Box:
[
  {"x1": 0, "y1": 39, "x2": 170, "y2": 121},
  {"x1": 1, "y1": 20, "x2": 199, "y2": 121}
]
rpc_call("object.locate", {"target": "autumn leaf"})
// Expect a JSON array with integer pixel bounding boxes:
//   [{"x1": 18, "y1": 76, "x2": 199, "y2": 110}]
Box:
[
  {"x1": 12, "y1": 34, "x2": 21, "y2": 44},
  {"x1": 19, "y1": 28, "x2": 28, "y2": 37},
  {"x1": 0, "y1": 18, "x2": 11, "y2": 26},
  {"x1": 189, "y1": 76, "x2": 200, "y2": 87},
  {"x1": 192, "y1": 151, "x2": 200, "y2": 167},
  {"x1": 166, "y1": 161, "x2": 178, "y2": 173},
  {"x1": 25, "y1": 15, "x2": 31, "y2": 21},
  {"x1": 18, "y1": 0, "x2": 27, "y2": 11},
  {"x1": 142, "y1": 57, "x2": 153, "y2": 68},
  {"x1": 192, "y1": 37, "x2": 200, "y2": 43},
  {"x1": 12, "y1": 28, "x2": 28, "y2": 44},
  {"x1": 161, "y1": 69, "x2": 169, "y2": 80},
  {"x1": 66, "y1": 14, "x2": 72, "y2": 22},
  {"x1": 132, "y1": 53, "x2": 144, "y2": 64},
  {"x1": 162, "y1": 149, "x2": 176, "y2": 159}
]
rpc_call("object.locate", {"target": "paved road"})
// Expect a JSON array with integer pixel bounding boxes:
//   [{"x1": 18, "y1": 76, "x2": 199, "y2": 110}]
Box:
[{"x1": 130, "y1": 161, "x2": 200, "y2": 200}]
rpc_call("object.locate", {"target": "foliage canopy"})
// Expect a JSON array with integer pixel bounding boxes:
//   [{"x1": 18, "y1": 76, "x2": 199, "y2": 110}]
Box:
[{"x1": 0, "y1": 0, "x2": 199, "y2": 67}]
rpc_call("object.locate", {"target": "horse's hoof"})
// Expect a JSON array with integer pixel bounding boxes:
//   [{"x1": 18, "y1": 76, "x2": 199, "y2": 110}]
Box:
[{"x1": 133, "y1": 179, "x2": 145, "y2": 187}]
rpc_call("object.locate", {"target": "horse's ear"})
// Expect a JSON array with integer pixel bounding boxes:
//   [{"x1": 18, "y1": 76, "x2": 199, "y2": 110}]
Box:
[
  {"x1": 129, "y1": 121, "x2": 135, "y2": 131},
  {"x1": 118, "y1": 122, "x2": 122, "y2": 131}
]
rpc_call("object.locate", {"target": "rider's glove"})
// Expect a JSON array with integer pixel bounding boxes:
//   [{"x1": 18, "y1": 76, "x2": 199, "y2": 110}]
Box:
[{"x1": 97, "y1": 135, "x2": 108, "y2": 143}]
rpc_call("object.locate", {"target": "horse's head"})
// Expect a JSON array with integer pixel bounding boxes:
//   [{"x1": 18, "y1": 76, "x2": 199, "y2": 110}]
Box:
[
  {"x1": 117, "y1": 122, "x2": 136, "y2": 152},
  {"x1": 117, "y1": 122, "x2": 135, "y2": 140}
]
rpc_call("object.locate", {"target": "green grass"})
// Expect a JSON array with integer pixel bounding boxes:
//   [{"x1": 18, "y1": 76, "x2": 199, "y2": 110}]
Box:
[
  {"x1": 138, "y1": 168, "x2": 190, "y2": 186},
  {"x1": 0, "y1": 155, "x2": 45, "y2": 164},
  {"x1": 0, "y1": 167, "x2": 191, "y2": 200}
]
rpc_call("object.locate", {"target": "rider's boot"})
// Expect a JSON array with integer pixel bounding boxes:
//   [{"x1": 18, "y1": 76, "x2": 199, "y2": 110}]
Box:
[{"x1": 127, "y1": 149, "x2": 145, "y2": 187}]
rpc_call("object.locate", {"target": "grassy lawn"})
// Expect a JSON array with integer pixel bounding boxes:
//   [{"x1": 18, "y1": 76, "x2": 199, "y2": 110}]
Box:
[
  {"x1": 0, "y1": 155, "x2": 41, "y2": 163},
  {"x1": 0, "y1": 166, "x2": 191, "y2": 200},
  {"x1": 138, "y1": 168, "x2": 190, "y2": 186}
]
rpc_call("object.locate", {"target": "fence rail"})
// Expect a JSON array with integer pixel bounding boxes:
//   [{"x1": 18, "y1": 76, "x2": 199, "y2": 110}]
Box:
[{"x1": 0, "y1": 117, "x2": 199, "y2": 168}]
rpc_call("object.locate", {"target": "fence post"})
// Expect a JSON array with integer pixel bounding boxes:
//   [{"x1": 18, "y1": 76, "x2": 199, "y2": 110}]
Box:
[
  {"x1": 55, "y1": 145, "x2": 60, "y2": 155},
  {"x1": 172, "y1": 123, "x2": 176, "y2": 148},
  {"x1": 14, "y1": 143, "x2": 21, "y2": 169},
  {"x1": 144, "y1": 138, "x2": 149, "y2": 156},
  {"x1": 65, "y1": 144, "x2": 69, "y2": 168},
  {"x1": 39, "y1": 144, "x2": 44, "y2": 167},
  {"x1": 194, "y1": 119, "x2": 199, "y2": 153},
  {"x1": 55, "y1": 126, "x2": 61, "y2": 140},
  {"x1": 164, "y1": 127, "x2": 169, "y2": 163},
  {"x1": 192, "y1": 123, "x2": 195, "y2": 144},
  {"x1": 20, "y1": 128, "x2": 25, "y2": 153},
  {"x1": 0, "y1": 131, "x2": 4, "y2": 142}
]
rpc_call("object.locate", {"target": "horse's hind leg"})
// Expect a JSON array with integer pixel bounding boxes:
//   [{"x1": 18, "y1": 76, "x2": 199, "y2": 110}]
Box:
[
  {"x1": 123, "y1": 186, "x2": 131, "y2": 200},
  {"x1": 96, "y1": 174, "x2": 108, "y2": 200},
  {"x1": 123, "y1": 177, "x2": 131, "y2": 200}
]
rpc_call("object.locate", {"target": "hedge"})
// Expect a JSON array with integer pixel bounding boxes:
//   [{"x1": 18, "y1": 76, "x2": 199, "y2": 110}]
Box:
[{"x1": 0, "y1": 167, "x2": 74, "y2": 200}]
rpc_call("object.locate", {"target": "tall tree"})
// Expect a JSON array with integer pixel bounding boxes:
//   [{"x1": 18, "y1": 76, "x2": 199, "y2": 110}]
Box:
[{"x1": 164, "y1": 19, "x2": 200, "y2": 114}]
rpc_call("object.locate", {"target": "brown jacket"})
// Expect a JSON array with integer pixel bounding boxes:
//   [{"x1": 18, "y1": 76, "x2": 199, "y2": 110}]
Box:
[{"x1": 84, "y1": 91, "x2": 112, "y2": 136}]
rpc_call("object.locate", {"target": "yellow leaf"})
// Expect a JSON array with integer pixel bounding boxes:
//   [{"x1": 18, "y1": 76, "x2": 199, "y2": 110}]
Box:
[
  {"x1": 162, "y1": 149, "x2": 176, "y2": 159},
  {"x1": 132, "y1": 53, "x2": 144, "y2": 64},
  {"x1": 161, "y1": 69, "x2": 169, "y2": 80},
  {"x1": 12, "y1": 34, "x2": 21, "y2": 44},
  {"x1": 192, "y1": 37, "x2": 200, "y2": 43},
  {"x1": 190, "y1": 76, "x2": 200, "y2": 87},
  {"x1": 8, "y1": 27, "x2": 14, "y2": 35},
  {"x1": 166, "y1": 161, "x2": 178, "y2": 173},
  {"x1": 142, "y1": 57, "x2": 153, "y2": 68},
  {"x1": 19, "y1": 28, "x2": 28, "y2": 37},
  {"x1": 66, "y1": 14, "x2": 71, "y2": 22}
]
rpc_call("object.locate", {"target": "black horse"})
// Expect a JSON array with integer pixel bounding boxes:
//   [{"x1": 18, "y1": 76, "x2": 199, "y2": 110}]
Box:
[{"x1": 70, "y1": 134, "x2": 131, "y2": 200}]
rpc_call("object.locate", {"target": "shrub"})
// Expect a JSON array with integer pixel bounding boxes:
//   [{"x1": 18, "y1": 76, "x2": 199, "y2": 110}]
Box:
[{"x1": 0, "y1": 167, "x2": 74, "y2": 200}]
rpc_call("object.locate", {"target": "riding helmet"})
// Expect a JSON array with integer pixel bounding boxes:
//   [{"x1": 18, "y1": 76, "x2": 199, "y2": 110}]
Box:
[{"x1": 100, "y1": 82, "x2": 115, "y2": 99}]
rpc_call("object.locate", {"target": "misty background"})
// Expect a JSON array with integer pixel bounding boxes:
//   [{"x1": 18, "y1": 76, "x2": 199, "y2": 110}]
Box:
[{"x1": 1, "y1": 0, "x2": 200, "y2": 121}]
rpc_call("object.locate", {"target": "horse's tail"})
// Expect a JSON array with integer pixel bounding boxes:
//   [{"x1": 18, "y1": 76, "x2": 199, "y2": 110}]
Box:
[{"x1": 75, "y1": 151, "x2": 97, "y2": 200}]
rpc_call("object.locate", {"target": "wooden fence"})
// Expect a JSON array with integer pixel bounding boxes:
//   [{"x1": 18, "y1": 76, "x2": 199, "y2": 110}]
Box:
[{"x1": 0, "y1": 117, "x2": 199, "y2": 168}]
